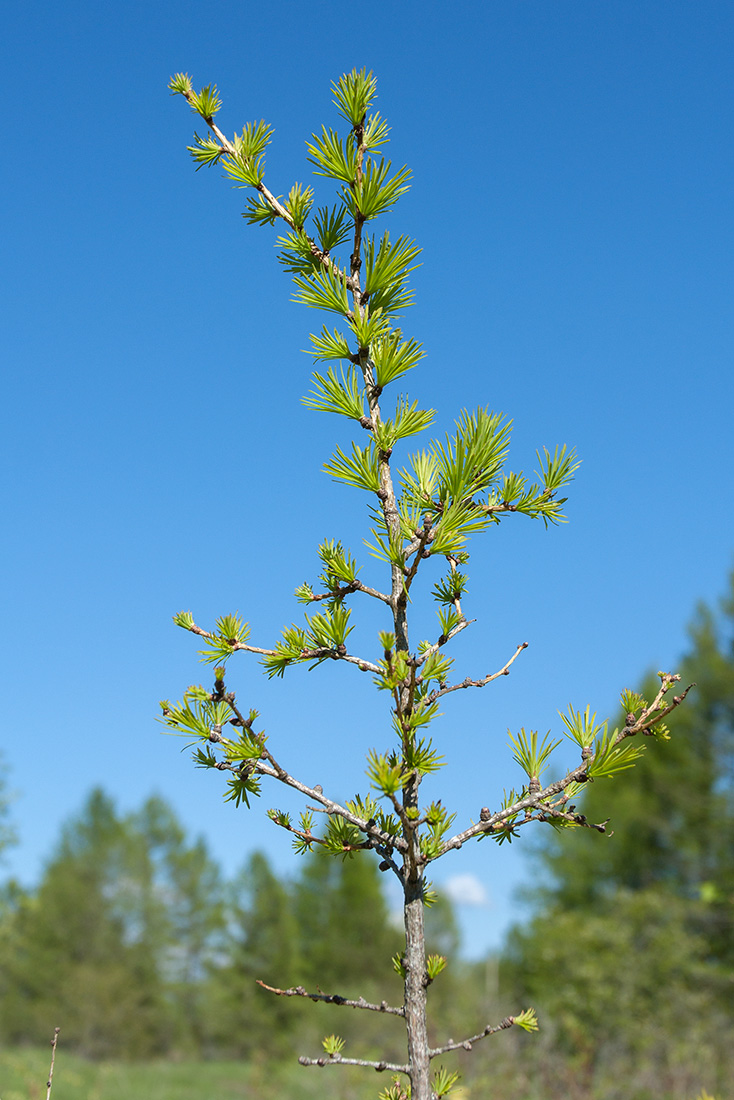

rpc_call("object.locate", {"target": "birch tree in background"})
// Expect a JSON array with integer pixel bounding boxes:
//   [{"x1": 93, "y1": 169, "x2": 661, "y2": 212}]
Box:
[{"x1": 164, "y1": 69, "x2": 691, "y2": 1100}]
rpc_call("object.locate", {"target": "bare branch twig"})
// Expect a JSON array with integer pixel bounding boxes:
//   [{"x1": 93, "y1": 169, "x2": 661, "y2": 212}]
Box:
[
  {"x1": 46, "y1": 1028, "x2": 60, "y2": 1100},
  {"x1": 429, "y1": 1015, "x2": 518, "y2": 1057},
  {"x1": 427, "y1": 642, "x2": 528, "y2": 701},
  {"x1": 353, "y1": 580, "x2": 394, "y2": 605},
  {"x1": 415, "y1": 617, "x2": 474, "y2": 668},
  {"x1": 257, "y1": 980, "x2": 405, "y2": 1016},
  {"x1": 299, "y1": 1053, "x2": 409, "y2": 1074}
]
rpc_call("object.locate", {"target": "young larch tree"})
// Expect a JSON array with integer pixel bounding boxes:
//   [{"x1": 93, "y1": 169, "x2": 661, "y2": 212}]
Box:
[{"x1": 163, "y1": 68, "x2": 690, "y2": 1100}]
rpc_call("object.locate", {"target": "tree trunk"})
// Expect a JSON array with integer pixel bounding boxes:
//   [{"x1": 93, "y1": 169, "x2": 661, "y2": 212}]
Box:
[{"x1": 403, "y1": 872, "x2": 431, "y2": 1099}]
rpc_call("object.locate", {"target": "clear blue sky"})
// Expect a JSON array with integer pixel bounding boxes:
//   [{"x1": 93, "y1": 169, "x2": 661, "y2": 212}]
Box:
[{"x1": 2, "y1": 0, "x2": 733, "y2": 956}]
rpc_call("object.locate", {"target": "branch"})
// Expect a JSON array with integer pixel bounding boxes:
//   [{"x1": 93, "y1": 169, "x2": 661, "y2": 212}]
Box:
[
  {"x1": 269, "y1": 809, "x2": 394, "y2": 858},
  {"x1": 298, "y1": 646, "x2": 382, "y2": 674},
  {"x1": 215, "y1": 695, "x2": 407, "y2": 859},
  {"x1": 267, "y1": 814, "x2": 331, "y2": 850},
  {"x1": 249, "y1": 752, "x2": 408, "y2": 854},
  {"x1": 303, "y1": 580, "x2": 393, "y2": 606},
  {"x1": 257, "y1": 980, "x2": 405, "y2": 1016},
  {"x1": 415, "y1": 617, "x2": 474, "y2": 668},
  {"x1": 636, "y1": 676, "x2": 695, "y2": 731},
  {"x1": 183, "y1": 619, "x2": 381, "y2": 673},
  {"x1": 401, "y1": 494, "x2": 563, "y2": 563},
  {"x1": 185, "y1": 620, "x2": 278, "y2": 657},
  {"x1": 438, "y1": 673, "x2": 693, "y2": 856},
  {"x1": 526, "y1": 798, "x2": 607, "y2": 832},
  {"x1": 439, "y1": 776, "x2": 608, "y2": 855},
  {"x1": 427, "y1": 642, "x2": 528, "y2": 701},
  {"x1": 479, "y1": 501, "x2": 525, "y2": 517},
  {"x1": 46, "y1": 1028, "x2": 60, "y2": 1100},
  {"x1": 426, "y1": 800, "x2": 608, "y2": 856},
  {"x1": 299, "y1": 1054, "x2": 409, "y2": 1074},
  {"x1": 212, "y1": 749, "x2": 407, "y2": 866},
  {"x1": 305, "y1": 805, "x2": 405, "y2": 881},
  {"x1": 429, "y1": 1015, "x2": 518, "y2": 1057},
  {"x1": 353, "y1": 580, "x2": 394, "y2": 605},
  {"x1": 387, "y1": 788, "x2": 414, "y2": 834},
  {"x1": 180, "y1": 89, "x2": 358, "y2": 291},
  {"x1": 355, "y1": 373, "x2": 408, "y2": 653},
  {"x1": 373, "y1": 846, "x2": 405, "y2": 882},
  {"x1": 181, "y1": 94, "x2": 290, "y2": 222},
  {"x1": 401, "y1": 520, "x2": 434, "y2": 596}
]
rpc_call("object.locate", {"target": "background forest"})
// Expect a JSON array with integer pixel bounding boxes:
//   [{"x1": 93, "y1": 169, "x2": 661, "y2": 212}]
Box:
[{"x1": 1, "y1": 575, "x2": 733, "y2": 1100}]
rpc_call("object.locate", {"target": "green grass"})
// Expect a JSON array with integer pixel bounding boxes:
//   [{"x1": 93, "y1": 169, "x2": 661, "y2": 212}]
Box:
[{"x1": 0, "y1": 1048, "x2": 389, "y2": 1100}]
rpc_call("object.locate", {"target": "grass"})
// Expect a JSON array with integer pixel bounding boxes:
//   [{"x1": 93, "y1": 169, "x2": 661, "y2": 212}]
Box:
[{"x1": 0, "y1": 1048, "x2": 398, "y2": 1100}]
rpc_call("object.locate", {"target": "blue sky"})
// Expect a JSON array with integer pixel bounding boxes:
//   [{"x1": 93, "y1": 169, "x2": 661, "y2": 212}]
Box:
[{"x1": 2, "y1": 0, "x2": 733, "y2": 956}]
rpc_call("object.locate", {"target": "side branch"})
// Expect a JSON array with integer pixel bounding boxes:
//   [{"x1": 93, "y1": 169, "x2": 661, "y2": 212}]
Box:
[
  {"x1": 185, "y1": 619, "x2": 277, "y2": 656},
  {"x1": 183, "y1": 619, "x2": 381, "y2": 673},
  {"x1": 428, "y1": 642, "x2": 528, "y2": 702},
  {"x1": 438, "y1": 673, "x2": 693, "y2": 855},
  {"x1": 303, "y1": 580, "x2": 393, "y2": 606},
  {"x1": 429, "y1": 1015, "x2": 519, "y2": 1057},
  {"x1": 179, "y1": 91, "x2": 358, "y2": 291},
  {"x1": 219, "y1": 695, "x2": 407, "y2": 855},
  {"x1": 253, "y1": 756, "x2": 408, "y2": 854},
  {"x1": 304, "y1": 805, "x2": 405, "y2": 881},
  {"x1": 438, "y1": 767, "x2": 607, "y2": 855},
  {"x1": 299, "y1": 1054, "x2": 409, "y2": 1074},
  {"x1": 181, "y1": 99, "x2": 290, "y2": 222},
  {"x1": 401, "y1": 520, "x2": 434, "y2": 596},
  {"x1": 526, "y1": 798, "x2": 606, "y2": 832},
  {"x1": 257, "y1": 980, "x2": 405, "y2": 1016},
  {"x1": 207, "y1": 756, "x2": 406, "y2": 864},
  {"x1": 416, "y1": 618, "x2": 474, "y2": 668},
  {"x1": 299, "y1": 646, "x2": 382, "y2": 674}
]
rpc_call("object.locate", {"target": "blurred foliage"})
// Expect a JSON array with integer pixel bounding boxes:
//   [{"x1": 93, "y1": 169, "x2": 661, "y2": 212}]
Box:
[
  {"x1": 203, "y1": 851, "x2": 303, "y2": 1057},
  {"x1": 0, "y1": 791, "x2": 177, "y2": 1057},
  {"x1": 536, "y1": 577, "x2": 734, "y2": 921},
  {"x1": 502, "y1": 572, "x2": 734, "y2": 1099},
  {"x1": 0, "y1": 755, "x2": 16, "y2": 860},
  {"x1": 0, "y1": 790, "x2": 428, "y2": 1063}
]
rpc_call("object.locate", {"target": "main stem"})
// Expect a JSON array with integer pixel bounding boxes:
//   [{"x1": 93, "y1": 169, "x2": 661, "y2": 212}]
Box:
[
  {"x1": 347, "y1": 122, "x2": 429, "y2": 1094},
  {"x1": 403, "y1": 857, "x2": 431, "y2": 1098}
]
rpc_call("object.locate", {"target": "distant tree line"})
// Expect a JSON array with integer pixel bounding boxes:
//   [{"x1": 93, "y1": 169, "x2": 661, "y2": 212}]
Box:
[
  {"x1": 497, "y1": 574, "x2": 734, "y2": 1099},
  {"x1": 0, "y1": 575, "x2": 732, "y2": 1098},
  {"x1": 0, "y1": 787, "x2": 406, "y2": 1058}
]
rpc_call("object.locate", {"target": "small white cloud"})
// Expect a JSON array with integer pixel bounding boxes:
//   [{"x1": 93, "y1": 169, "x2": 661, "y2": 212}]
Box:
[{"x1": 442, "y1": 873, "x2": 490, "y2": 908}]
